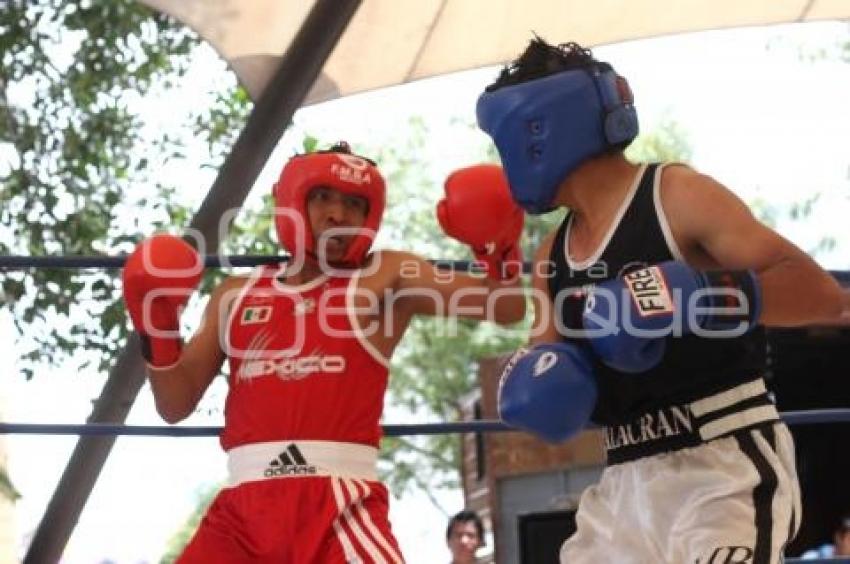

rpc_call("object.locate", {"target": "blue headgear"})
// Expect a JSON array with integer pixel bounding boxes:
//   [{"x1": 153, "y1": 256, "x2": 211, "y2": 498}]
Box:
[{"x1": 477, "y1": 65, "x2": 639, "y2": 214}]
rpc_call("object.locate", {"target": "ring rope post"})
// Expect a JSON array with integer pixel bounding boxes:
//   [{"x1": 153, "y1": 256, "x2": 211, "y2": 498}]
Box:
[{"x1": 23, "y1": 1, "x2": 364, "y2": 562}]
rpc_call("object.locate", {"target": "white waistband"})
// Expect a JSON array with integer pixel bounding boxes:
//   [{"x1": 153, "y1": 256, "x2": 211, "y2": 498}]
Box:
[
  {"x1": 690, "y1": 378, "x2": 767, "y2": 418},
  {"x1": 227, "y1": 440, "x2": 379, "y2": 487},
  {"x1": 692, "y1": 379, "x2": 778, "y2": 441}
]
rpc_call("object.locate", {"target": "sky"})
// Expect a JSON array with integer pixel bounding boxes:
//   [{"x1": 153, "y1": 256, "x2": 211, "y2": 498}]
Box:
[{"x1": 2, "y1": 19, "x2": 850, "y2": 564}]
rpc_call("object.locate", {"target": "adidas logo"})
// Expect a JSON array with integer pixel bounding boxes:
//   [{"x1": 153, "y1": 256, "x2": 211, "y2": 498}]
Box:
[{"x1": 264, "y1": 444, "x2": 318, "y2": 477}]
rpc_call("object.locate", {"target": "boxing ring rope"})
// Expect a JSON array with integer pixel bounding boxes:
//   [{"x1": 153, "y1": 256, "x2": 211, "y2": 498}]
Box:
[
  {"x1": 0, "y1": 254, "x2": 494, "y2": 272},
  {"x1": 0, "y1": 254, "x2": 286, "y2": 270},
  {"x1": 1, "y1": 409, "x2": 849, "y2": 437}
]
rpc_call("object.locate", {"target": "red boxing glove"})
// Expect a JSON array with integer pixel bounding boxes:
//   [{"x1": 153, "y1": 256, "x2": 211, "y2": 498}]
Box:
[
  {"x1": 437, "y1": 164, "x2": 524, "y2": 280},
  {"x1": 122, "y1": 234, "x2": 203, "y2": 368}
]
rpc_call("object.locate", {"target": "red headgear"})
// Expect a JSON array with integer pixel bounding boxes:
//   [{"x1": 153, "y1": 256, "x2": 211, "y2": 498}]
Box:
[{"x1": 273, "y1": 146, "x2": 386, "y2": 266}]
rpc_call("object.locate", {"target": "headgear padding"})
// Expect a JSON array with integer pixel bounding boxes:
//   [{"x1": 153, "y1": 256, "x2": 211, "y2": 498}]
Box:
[
  {"x1": 274, "y1": 148, "x2": 386, "y2": 266},
  {"x1": 477, "y1": 65, "x2": 638, "y2": 214}
]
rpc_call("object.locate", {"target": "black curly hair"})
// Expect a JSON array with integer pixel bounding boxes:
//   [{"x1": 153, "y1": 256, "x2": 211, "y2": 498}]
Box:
[
  {"x1": 319, "y1": 140, "x2": 376, "y2": 166},
  {"x1": 486, "y1": 36, "x2": 609, "y2": 92}
]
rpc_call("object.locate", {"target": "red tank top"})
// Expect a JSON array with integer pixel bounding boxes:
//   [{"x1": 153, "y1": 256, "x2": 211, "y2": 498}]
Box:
[{"x1": 220, "y1": 265, "x2": 389, "y2": 451}]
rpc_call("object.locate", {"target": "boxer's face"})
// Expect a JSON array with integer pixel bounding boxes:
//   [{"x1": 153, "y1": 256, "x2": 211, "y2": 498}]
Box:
[{"x1": 306, "y1": 186, "x2": 369, "y2": 262}]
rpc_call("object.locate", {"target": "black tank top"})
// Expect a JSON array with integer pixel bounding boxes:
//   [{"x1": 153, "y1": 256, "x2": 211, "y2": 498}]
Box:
[{"x1": 548, "y1": 163, "x2": 766, "y2": 426}]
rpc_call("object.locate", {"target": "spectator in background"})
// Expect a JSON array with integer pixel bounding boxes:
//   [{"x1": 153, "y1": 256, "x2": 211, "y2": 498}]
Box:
[
  {"x1": 802, "y1": 513, "x2": 850, "y2": 559},
  {"x1": 447, "y1": 510, "x2": 485, "y2": 564}
]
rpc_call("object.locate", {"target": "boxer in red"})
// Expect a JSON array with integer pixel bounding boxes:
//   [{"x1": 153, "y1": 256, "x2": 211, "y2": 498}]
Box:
[{"x1": 122, "y1": 142, "x2": 526, "y2": 563}]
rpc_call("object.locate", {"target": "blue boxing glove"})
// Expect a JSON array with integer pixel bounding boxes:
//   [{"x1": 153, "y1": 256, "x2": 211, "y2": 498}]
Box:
[
  {"x1": 583, "y1": 261, "x2": 762, "y2": 373},
  {"x1": 498, "y1": 342, "x2": 598, "y2": 443}
]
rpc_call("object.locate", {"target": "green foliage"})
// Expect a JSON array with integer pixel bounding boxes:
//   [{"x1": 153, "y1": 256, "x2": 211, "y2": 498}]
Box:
[
  {"x1": 789, "y1": 193, "x2": 821, "y2": 222},
  {"x1": 625, "y1": 114, "x2": 693, "y2": 164},
  {"x1": 0, "y1": 467, "x2": 20, "y2": 501},
  {"x1": 0, "y1": 1, "x2": 204, "y2": 378},
  {"x1": 748, "y1": 196, "x2": 780, "y2": 228},
  {"x1": 193, "y1": 84, "x2": 252, "y2": 165},
  {"x1": 767, "y1": 23, "x2": 850, "y2": 64},
  {"x1": 159, "y1": 484, "x2": 218, "y2": 564}
]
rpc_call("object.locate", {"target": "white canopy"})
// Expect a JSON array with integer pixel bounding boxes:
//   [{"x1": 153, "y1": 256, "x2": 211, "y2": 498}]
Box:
[{"x1": 139, "y1": 0, "x2": 850, "y2": 103}]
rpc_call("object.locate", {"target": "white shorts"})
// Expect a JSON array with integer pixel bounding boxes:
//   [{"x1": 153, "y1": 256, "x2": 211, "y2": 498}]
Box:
[{"x1": 562, "y1": 382, "x2": 801, "y2": 564}]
